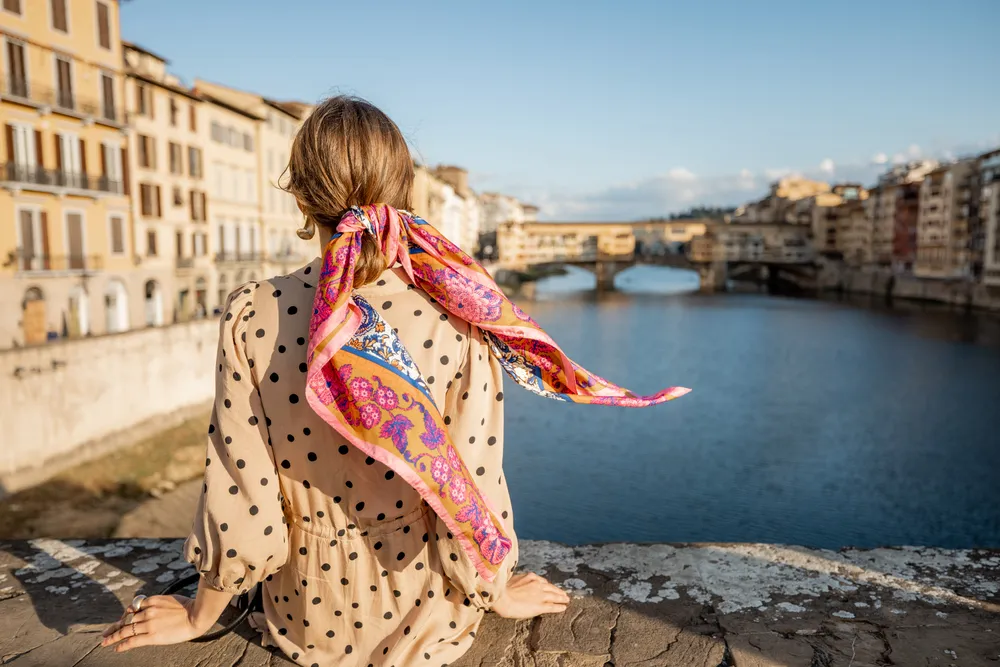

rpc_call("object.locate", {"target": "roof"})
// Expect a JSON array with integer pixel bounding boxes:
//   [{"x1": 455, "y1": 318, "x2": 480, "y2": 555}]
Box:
[
  {"x1": 263, "y1": 98, "x2": 306, "y2": 120},
  {"x1": 122, "y1": 41, "x2": 170, "y2": 65},
  {"x1": 194, "y1": 90, "x2": 264, "y2": 121},
  {"x1": 127, "y1": 71, "x2": 202, "y2": 102}
]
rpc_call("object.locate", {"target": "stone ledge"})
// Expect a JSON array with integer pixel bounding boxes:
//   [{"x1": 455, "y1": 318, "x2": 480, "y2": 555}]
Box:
[{"x1": 1, "y1": 539, "x2": 998, "y2": 666}]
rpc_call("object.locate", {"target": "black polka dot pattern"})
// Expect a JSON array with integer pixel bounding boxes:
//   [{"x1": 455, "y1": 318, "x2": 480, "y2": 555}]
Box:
[{"x1": 190, "y1": 272, "x2": 513, "y2": 658}]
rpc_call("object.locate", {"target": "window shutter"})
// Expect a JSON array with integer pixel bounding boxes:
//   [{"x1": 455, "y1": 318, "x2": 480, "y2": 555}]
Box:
[
  {"x1": 34, "y1": 130, "x2": 44, "y2": 168},
  {"x1": 54, "y1": 134, "x2": 63, "y2": 170},
  {"x1": 40, "y1": 212, "x2": 50, "y2": 269},
  {"x1": 189, "y1": 105, "x2": 196, "y2": 132},
  {"x1": 97, "y1": 2, "x2": 111, "y2": 49},
  {"x1": 100, "y1": 144, "x2": 108, "y2": 178},
  {"x1": 5, "y1": 124, "x2": 13, "y2": 163},
  {"x1": 155, "y1": 185, "x2": 162, "y2": 217},
  {"x1": 122, "y1": 147, "x2": 130, "y2": 195},
  {"x1": 79, "y1": 138, "x2": 87, "y2": 174}
]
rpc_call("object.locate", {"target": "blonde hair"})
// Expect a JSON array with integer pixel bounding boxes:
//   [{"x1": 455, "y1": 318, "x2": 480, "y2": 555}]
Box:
[{"x1": 281, "y1": 96, "x2": 414, "y2": 287}]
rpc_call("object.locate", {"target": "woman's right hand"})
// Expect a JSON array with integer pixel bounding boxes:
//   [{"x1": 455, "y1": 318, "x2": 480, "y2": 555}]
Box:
[{"x1": 490, "y1": 573, "x2": 570, "y2": 619}]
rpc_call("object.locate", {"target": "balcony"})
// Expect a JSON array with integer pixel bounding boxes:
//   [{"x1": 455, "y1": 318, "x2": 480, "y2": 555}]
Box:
[
  {"x1": 175, "y1": 256, "x2": 195, "y2": 270},
  {"x1": 15, "y1": 253, "x2": 104, "y2": 274},
  {"x1": 0, "y1": 78, "x2": 125, "y2": 127},
  {"x1": 2, "y1": 163, "x2": 124, "y2": 196},
  {"x1": 215, "y1": 251, "x2": 264, "y2": 264}
]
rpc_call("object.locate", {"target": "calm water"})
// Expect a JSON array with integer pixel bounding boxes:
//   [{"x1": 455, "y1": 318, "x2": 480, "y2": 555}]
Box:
[{"x1": 502, "y1": 266, "x2": 1000, "y2": 549}]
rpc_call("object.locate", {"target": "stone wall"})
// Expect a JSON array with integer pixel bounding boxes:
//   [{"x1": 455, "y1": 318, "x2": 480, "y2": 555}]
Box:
[
  {"x1": 0, "y1": 319, "x2": 218, "y2": 487},
  {"x1": 1, "y1": 539, "x2": 998, "y2": 666},
  {"x1": 819, "y1": 261, "x2": 1000, "y2": 311}
]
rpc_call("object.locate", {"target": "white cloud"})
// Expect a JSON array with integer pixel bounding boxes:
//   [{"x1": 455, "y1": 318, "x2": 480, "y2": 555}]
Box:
[
  {"x1": 665, "y1": 167, "x2": 697, "y2": 183},
  {"x1": 819, "y1": 158, "x2": 835, "y2": 175},
  {"x1": 908, "y1": 144, "x2": 922, "y2": 158},
  {"x1": 764, "y1": 167, "x2": 793, "y2": 180},
  {"x1": 871, "y1": 153, "x2": 888, "y2": 165},
  {"x1": 736, "y1": 168, "x2": 755, "y2": 191}
]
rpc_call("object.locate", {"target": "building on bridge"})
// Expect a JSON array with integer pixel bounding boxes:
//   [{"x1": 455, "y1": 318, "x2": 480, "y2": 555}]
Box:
[
  {"x1": 687, "y1": 224, "x2": 813, "y2": 264},
  {"x1": 496, "y1": 221, "x2": 635, "y2": 270}
]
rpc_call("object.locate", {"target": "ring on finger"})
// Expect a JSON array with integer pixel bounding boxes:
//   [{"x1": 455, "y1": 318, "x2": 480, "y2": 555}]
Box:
[{"x1": 131, "y1": 594, "x2": 148, "y2": 612}]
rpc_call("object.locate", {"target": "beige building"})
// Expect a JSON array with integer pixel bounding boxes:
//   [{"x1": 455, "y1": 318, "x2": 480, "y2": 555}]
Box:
[
  {"x1": 257, "y1": 99, "x2": 309, "y2": 277},
  {"x1": 1, "y1": 0, "x2": 132, "y2": 348},
  {"x1": 123, "y1": 43, "x2": 210, "y2": 324},
  {"x1": 810, "y1": 184, "x2": 868, "y2": 258},
  {"x1": 980, "y1": 150, "x2": 1000, "y2": 287},
  {"x1": 732, "y1": 176, "x2": 831, "y2": 225},
  {"x1": 193, "y1": 81, "x2": 264, "y2": 307},
  {"x1": 632, "y1": 220, "x2": 710, "y2": 252},
  {"x1": 691, "y1": 224, "x2": 813, "y2": 264},
  {"x1": 915, "y1": 160, "x2": 977, "y2": 279},
  {"x1": 867, "y1": 161, "x2": 938, "y2": 267}
]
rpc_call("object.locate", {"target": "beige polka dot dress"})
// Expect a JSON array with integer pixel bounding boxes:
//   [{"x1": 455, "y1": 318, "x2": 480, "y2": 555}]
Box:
[{"x1": 184, "y1": 258, "x2": 519, "y2": 667}]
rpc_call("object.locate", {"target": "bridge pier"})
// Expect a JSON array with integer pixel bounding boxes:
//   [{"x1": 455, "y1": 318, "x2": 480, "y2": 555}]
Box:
[
  {"x1": 698, "y1": 261, "x2": 728, "y2": 293},
  {"x1": 594, "y1": 260, "x2": 623, "y2": 291}
]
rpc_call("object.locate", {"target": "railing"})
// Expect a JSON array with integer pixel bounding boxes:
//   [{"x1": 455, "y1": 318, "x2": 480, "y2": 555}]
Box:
[
  {"x1": 17, "y1": 253, "x2": 104, "y2": 273},
  {"x1": 215, "y1": 252, "x2": 264, "y2": 263},
  {"x1": 175, "y1": 256, "x2": 195, "y2": 269},
  {"x1": 1, "y1": 163, "x2": 123, "y2": 194},
  {"x1": 1, "y1": 78, "x2": 125, "y2": 125}
]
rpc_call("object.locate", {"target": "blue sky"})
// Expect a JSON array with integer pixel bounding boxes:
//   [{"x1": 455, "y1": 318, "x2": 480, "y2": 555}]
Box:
[{"x1": 121, "y1": 0, "x2": 1000, "y2": 220}]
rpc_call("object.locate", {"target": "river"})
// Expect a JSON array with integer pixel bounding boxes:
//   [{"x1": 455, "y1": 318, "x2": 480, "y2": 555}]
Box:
[{"x1": 503, "y1": 265, "x2": 1000, "y2": 549}]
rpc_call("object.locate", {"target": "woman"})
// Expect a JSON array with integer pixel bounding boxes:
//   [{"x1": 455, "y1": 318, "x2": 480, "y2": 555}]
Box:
[{"x1": 102, "y1": 96, "x2": 688, "y2": 665}]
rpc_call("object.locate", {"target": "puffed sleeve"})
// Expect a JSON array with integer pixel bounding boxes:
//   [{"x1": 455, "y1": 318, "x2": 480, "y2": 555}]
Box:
[
  {"x1": 432, "y1": 324, "x2": 519, "y2": 611},
  {"x1": 183, "y1": 285, "x2": 288, "y2": 594}
]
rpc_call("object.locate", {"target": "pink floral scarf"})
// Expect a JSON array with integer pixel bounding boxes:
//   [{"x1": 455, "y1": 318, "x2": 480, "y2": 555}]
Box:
[{"x1": 306, "y1": 204, "x2": 690, "y2": 581}]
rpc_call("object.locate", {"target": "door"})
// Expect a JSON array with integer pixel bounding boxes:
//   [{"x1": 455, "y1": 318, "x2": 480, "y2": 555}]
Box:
[
  {"x1": 66, "y1": 212, "x2": 85, "y2": 270},
  {"x1": 22, "y1": 288, "x2": 46, "y2": 345}
]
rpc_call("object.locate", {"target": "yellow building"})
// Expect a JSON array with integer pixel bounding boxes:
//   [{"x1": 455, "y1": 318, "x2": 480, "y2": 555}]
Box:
[
  {"x1": 497, "y1": 221, "x2": 634, "y2": 269},
  {"x1": 123, "y1": 42, "x2": 210, "y2": 324},
  {"x1": 1, "y1": 0, "x2": 131, "y2": 347}
]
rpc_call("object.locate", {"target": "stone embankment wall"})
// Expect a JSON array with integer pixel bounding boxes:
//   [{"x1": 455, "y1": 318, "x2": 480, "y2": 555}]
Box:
[
  {"x1": 820, "y1": 262, "x2": 1000, "y2": 311},
  {"x1": 0, "y1": 319, "x2": 218, "y2": 490}
]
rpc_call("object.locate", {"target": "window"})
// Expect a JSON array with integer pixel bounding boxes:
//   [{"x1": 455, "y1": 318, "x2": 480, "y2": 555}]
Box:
[
  {"x1": 189, "y1": 105, "x2": 197, "y2": 132},
  {"x1": 51, "y1": 0, "x2": 68, "y2": 32},
  {"x1": 55, "y1": 56, "x2": 74, "y2": 109},
  {"x1": 137, "y1": 134, "x2": 156, "y2": 169},
  {"x1": 18, "y1": 208, "x2": 47, "y2": 271},
  {"x1": 210, "y1": 121, "x2": 222, "y2": 142},
  {"x1": 56, "y1": 133, "x2": 84, "y2": 187},
  {"x1": 65, "y1": 211, "x2": 85, "y2": 269},
  {"x1": 101, "y1": 141, "x2": 123, "y2": 193},
  {"x1": 175, "y1": 231, "x2": 184, "y2": 258},
  {"x1": 243, "y1": 132, "x2": 253, "y2": 152},
  {"x1": 173, "y1": 186, "x2": 183, "y2": 207},
  {"x1": 168, "y1": 141, "x2": 182, "y2": 175},
  {"x1": 109, "y1": 215, "x2": 124, "y2": 254},
  {"x1": 5, "y1": 40, "x2": 27, "y2": 97},
  {"x1": 190, "y1": 190, "x2": 207, "y2": 221},
  {"x1": 228, "y1": 127, "x2": 237, "y2": 146},
  {"x1": 169, "y1": 97, "x2": 178, "y2": 126},
  {"x1": 217, "y1": 219, "x2": 226, "y2": 255},
  {"x1": 146, "y1": 229, "x2": 157, "y2": 256},
  {"x1": 96, "y1": 1, "x2": 111, "y2": 50},
  {"x1": 194, "y1": 232, "x2": 205, "y2": 257},
  {"x1": 246, "y1": 170, "x2": 255, "y2": 203},
  {"x1": 232, "y1": 169, "x2": 240, "y2": 201},
  {"x1": 100, "y1": 73, "x2": 115, "y2": 121},
  {"x1": 140, "y1": 183, "x2": 162, "y2": 218},
  {"x1": 6, "y1": 122, "x2": 37, "y2": 167},
  {"x1": 3, "y1": 0, "x2": 21, "y2": 15},
  {"x1": 136, "y1": 83, "x2": 148, "y2": 115},
  {"x1": 188, "y1": 146, "x2": 202, "y2": 178}
]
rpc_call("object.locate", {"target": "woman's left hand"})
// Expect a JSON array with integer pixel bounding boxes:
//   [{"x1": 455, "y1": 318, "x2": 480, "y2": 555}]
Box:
[{"x1": 101, "y1": 595, "x2": 209, "y2": 653}]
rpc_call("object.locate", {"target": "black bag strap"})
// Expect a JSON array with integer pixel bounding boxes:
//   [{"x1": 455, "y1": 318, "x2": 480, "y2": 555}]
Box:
[{"x1": 159, "y1": 573, "x2": 262, "y2": 643}]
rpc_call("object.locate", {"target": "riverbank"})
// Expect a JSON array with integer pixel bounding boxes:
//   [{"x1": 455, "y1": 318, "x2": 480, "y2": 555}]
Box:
[{"x1": 2, "y1": 538, "x2": 997, "y2": 666}]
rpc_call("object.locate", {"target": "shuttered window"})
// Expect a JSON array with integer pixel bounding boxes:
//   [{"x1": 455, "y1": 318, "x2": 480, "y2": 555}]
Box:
[
  {"x1": 51, "y1": 0, "x2": 68, "y2": 32},
  {"x1": 3, "y1": 0, "x2": 21, "y2": 15},
  {"x1": 96, "y1": 1, "x2": 111, "y2": 49},
  {"x1": 109, "y1": 215, "x2": 124, "y2": 254},
  {"x1": 55, "y1": 56, "x2": 73, "y2": 109},
  {"x1": 5, "y1": 41, "x2": 27, "y2": 97}
]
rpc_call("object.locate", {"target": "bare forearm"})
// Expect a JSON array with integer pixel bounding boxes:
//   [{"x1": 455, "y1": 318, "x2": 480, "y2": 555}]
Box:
[{"x1": 190, "y1": 577, "x2": 235, "y2": 632}]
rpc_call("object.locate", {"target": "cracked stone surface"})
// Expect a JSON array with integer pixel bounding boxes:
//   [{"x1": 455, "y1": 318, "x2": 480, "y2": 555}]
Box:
[{"x1": 1, "y1": 539, "x2": 997, "y2": 666}]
